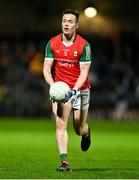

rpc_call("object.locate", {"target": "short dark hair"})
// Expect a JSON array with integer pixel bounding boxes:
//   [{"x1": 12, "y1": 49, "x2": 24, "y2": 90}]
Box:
[{"x1": 63, "y1": 8, "x2": 80, "y2": 22}]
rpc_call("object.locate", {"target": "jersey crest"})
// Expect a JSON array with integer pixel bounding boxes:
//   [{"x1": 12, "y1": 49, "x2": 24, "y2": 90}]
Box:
[{"x1": 74, "y1": 50, "x2": 78, "y2": 57}]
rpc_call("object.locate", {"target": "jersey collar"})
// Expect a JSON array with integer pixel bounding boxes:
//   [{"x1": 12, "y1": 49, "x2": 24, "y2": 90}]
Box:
[{"x1": 61, "y1": 33, "x2": 77, "y2": 43}]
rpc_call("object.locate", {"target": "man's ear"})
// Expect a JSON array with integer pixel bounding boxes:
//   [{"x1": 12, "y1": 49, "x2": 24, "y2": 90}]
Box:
[{"x1": 76, "y1": 23, "x2": 79, "y2": 29}]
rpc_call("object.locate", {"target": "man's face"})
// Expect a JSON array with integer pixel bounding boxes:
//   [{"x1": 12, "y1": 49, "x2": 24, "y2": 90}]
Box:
[{"x1": 62, "y1": 14, "x2": 79, "y2": 36}]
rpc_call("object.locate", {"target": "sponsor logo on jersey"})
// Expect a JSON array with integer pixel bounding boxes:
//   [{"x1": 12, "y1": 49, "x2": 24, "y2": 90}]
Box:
[{"x1": 55, "y1": 58, "x2": 78, "y2": 67}]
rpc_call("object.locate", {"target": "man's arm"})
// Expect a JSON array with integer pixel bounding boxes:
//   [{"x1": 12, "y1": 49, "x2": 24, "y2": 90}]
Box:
[
  {"x1": 43, "y1": 60, "x2": 54, "y2": 85},
  {"x1": 63, "y1": 62, "x2": 91, "y2": 103},
  {"x1": 74, "y1": 42, "x2": 92, "y2": 91},
  {"x1": 73, "y1": 63, "x2": 91, "y2": 91}
]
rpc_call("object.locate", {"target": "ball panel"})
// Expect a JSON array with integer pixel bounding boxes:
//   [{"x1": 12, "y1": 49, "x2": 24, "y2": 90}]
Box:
[{"x1": 49, "y1": 81, "x2": 70, "y2": 102}]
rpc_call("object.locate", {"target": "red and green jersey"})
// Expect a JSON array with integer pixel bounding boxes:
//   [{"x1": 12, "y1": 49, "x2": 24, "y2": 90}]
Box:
[{"x1": 44, "y1": 34, "x2": 92, "y2": 90}]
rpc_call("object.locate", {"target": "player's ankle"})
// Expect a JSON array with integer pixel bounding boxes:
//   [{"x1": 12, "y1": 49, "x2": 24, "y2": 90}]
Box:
[{"x1": 60, "y1": 153, "x2": 69, "y2": 164}]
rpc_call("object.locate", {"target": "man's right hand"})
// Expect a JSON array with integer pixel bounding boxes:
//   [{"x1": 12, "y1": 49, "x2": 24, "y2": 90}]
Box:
[{"x1": 50, "y1": 96, "x2": 56, "y2": 103}]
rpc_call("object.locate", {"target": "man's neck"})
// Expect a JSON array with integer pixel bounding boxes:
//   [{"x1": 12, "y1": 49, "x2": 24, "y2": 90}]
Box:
[{"x1": 62, "y1": 33, "x2": 76, "y2": 43}]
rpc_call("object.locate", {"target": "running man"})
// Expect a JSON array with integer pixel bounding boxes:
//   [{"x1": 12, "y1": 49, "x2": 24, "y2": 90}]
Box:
[{"x1": 43, "y1": 8, "x2": 92, "y2": 172}]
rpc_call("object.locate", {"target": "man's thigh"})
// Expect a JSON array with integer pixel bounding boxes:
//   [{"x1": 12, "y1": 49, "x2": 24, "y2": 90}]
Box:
[{"x1": 52, "y1": 102, "x2": 72, "y2": 121}]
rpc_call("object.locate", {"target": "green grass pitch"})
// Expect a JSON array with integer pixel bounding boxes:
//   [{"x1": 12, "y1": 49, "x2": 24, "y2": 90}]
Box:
[{"x1": 0, "y1": 117, "x2": 139, "y2": 179}]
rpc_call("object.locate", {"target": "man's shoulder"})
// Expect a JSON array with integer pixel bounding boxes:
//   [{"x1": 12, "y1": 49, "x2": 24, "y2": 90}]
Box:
[
  {"x1": 77, "y1": 34, "x2": 88, "y2": 45},
  {"x1": 50, "y1": 34, "x2": 61, "y2": 43}
]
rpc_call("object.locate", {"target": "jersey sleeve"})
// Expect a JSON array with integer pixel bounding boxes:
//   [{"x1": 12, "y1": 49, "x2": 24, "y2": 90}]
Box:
[
  {"x1": 44, "y1": 41, "x2": 54, "y2": 61},
  {"x1": 79, "y1": 43, "x2": 92, "y2": 64}
]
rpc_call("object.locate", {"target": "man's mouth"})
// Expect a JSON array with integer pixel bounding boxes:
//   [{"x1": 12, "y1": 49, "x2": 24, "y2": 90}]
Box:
[{"x1": 64, "y1": 28, "x2": 69, "y2": 31}]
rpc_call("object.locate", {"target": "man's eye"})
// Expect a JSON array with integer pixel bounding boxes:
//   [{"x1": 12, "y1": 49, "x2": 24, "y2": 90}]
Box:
[{"x1": 69, "y1": 21, "x2": 74, "y2": 24}]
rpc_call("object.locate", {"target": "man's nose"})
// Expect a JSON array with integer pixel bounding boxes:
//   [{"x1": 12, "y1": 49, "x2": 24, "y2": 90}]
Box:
[{"x1": 65, "y1": 22, "x2": 69, "y2": 26}]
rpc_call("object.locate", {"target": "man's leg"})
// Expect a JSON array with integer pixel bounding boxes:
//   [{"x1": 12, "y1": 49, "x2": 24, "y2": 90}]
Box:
[
  {"x1": 72, "y1": 89, "x2": 91, "y2": 147},
  {"x1": 73, "y1": 109, "x2": 89, "y2": 135},
  {"x1": 52, "y1": 102, "x2": 72, "y2": 171},
  {"x1": 73, "y1": 109, "x2": 91, "y2": 151}
]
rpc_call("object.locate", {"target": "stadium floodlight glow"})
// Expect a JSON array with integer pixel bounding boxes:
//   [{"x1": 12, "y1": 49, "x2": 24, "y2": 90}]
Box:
[{"x1": 84, "y1": 7, "x2": 97, "y2": 18}]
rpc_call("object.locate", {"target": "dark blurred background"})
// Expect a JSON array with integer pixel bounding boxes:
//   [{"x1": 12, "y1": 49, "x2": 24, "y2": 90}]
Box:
[{"x1": 0, "y1": 0, "x2": 139, "y2": 119}]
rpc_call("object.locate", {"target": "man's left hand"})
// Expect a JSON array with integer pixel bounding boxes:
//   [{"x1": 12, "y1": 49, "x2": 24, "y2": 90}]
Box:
[{"x1": 63, "y1": 89, "x2": 77, "y2": 103}]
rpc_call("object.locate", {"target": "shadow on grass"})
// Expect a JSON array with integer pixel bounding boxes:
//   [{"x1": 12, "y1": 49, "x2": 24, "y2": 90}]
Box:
[{"x1": 73, "y1": 168, "x2": 139, "y2": 172}]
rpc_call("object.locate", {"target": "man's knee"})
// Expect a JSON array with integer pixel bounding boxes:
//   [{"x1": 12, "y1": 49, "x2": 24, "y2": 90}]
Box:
[{"x1": 56, "y1": 117, "x2": 67, "y2": 130}]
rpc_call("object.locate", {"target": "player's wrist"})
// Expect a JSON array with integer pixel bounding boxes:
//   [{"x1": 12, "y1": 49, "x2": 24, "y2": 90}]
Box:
[{"x1": 71, "y1": 89, "x2": 77, "y2": 95}]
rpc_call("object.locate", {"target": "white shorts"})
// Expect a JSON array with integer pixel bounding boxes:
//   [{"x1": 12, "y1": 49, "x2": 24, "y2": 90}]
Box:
[{"x1": 69, "y1": 89, "x2": 90, "y2": 110}]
